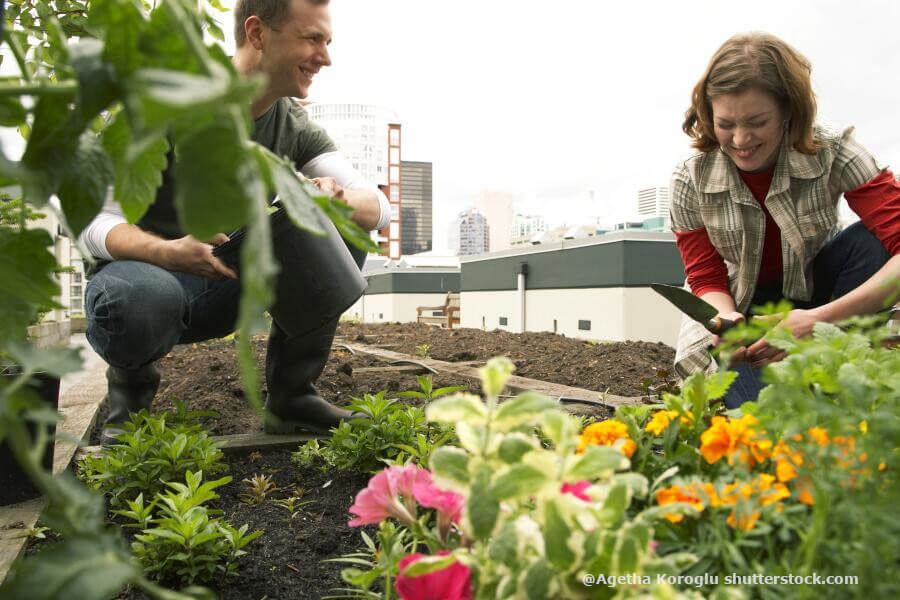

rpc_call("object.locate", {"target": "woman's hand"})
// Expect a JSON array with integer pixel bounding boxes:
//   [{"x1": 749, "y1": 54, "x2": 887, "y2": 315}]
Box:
[
  {"x1": 710, "y1": 311, "x2": 748, "y2": 364},
  {"x1": 744, "y1": 308, "x2": 822, "y2": 368}
]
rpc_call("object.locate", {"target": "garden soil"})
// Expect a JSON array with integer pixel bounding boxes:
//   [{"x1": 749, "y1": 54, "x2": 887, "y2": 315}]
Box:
[{"x1": 90, "y1": 322, "x2": 675, "y2": 444}]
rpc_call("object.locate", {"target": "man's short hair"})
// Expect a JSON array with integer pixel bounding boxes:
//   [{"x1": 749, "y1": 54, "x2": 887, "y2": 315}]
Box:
[{"x1": 234, "y1": 0, "x2": 330, "y2": 48}]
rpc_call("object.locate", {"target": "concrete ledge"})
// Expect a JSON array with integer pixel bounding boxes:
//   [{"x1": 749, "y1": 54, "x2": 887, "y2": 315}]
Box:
[{"x1": 26, "y1": 321, "x2": 71, "y2": 349}]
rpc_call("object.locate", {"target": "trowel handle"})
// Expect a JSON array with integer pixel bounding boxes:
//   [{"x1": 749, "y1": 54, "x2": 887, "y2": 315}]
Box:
[{"x1": 707, "y1": 316, "x2": 737, "y2": 335}]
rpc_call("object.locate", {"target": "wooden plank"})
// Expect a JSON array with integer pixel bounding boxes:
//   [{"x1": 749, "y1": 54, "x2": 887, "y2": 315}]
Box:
[
  {"x1": 339, "y1": 342, "x2": 646, "y2": 409},
  {"x1": 352, "y1": 365, "x2": 427, "y2": 374},
  {"x1": 77, "y1": 430, "x2": 320, "y2": 460}
]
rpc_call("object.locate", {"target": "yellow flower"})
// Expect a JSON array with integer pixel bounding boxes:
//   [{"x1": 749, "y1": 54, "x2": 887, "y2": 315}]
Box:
[
  {"x1": 859, "y1": 421, "x2": 868, "y2": 434},
  {"x1": 754, "y1": 474, "x2": 790, "y2": 506},
  {"x1": 578, "y1": 420, "x2": 636, "y2": 458},
  {"x1": 645, "y1": 410, "x2": 694, "y2": 436}
]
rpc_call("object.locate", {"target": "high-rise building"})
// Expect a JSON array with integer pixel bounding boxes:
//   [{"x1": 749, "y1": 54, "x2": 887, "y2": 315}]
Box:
[
  {"x1": 474, "y1": 190, "x2": 513, "y2": 252},
  {"x1": 399, "y1": 160, "x2": 432, "y2": 255},
  {"x1": 449, "y1": 208, "x2": 489, "y2": 256},
  {"x1": 510, "y1": 213, "x2": 547, "y2": 245},
  {"x1": 307, "y1": 102, "x2": 400, "y2": 186},
  {"x1": 637, "y1": 187, "x2": 670, "y2": 224}
]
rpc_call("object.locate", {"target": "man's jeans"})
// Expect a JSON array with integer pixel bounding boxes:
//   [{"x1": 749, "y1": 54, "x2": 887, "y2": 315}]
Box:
[
  {"x1": 85, "y1": 261, "x2": 242, "y2": 370},
  {"x1": 722, "y1": 222, "x2": 891, "y2": 409}
]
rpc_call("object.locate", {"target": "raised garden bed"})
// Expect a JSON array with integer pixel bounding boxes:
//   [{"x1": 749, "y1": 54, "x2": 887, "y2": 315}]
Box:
[
  {"x1": 335, "y1": 322, "x2": 676, "y2": 396},
  {"x1": 89, "y1": 324, "x2": 675, "y2": 445},
  {"x1": 26, "y1": 448, "x2": 372, "y2": 600}
]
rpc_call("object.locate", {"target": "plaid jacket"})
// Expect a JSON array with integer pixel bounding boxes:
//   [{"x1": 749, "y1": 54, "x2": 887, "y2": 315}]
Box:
[{"x1": 669, "y1": 126, "x2": 885, "y2": 378}]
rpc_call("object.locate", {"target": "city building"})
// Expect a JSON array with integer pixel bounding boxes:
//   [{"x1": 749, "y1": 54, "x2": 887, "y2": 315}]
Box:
[
  {"x1": 510, "y1": 213, "x2": 547, "y2": 246},
  {"x1": 637, "y1": 186, "x2": 670, "y2": 225},
  {"x1": 307, "y1": 102, "x2": 400, "y2": 186},
  {"x1": 399, "y1": 160, "x2": 433, "y2": 255},
  {"x1": 449, "y1": 207, "x2": 490, "y2": 256},
  {"x1": 474, "y1": 190, "x2": 513, "y2": 252}
]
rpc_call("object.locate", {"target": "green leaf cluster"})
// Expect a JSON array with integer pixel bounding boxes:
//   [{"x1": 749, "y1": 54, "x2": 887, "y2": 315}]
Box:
[
  {"x1": 125, "y1": 470, "x2": 263, "y2": 586},
  {"x1": 417, "y1": 357, "x2": 696, "y2": 599},
  {"x1": 79, "y1": 405, "x2": 226, "y2": 507},
  {"x1": 292, "y1": 389, "x2": 457, "y2": 473}
]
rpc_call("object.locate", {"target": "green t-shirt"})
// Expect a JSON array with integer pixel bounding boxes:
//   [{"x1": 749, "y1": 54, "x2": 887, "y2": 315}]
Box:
[{"x1": 137, "y1": 98, "x2": 337, "y2": 240}]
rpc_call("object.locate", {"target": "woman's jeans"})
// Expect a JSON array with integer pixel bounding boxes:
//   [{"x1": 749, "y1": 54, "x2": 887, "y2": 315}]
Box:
[{"x1": 722, "y1": 222, "x2": 891, "y2": 409}]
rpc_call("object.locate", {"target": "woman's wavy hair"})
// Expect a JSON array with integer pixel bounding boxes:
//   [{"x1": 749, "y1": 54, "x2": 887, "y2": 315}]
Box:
[{"x1": 683, "y1": 32, "x2": 820, "y2": 154}]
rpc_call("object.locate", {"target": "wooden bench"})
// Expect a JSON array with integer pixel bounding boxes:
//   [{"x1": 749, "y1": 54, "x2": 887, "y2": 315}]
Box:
[{"x1": 416, "y1": 292, "x2": 460, "y2": 329}]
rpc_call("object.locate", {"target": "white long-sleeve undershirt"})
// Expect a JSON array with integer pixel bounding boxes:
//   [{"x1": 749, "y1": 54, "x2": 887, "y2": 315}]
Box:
[{"x1": 77, "y1": 150, "x2": 391, "y2": 260}]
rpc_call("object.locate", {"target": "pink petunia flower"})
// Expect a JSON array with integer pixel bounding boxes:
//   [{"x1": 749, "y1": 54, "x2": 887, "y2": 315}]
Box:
[
  {"x1": 348, "y1": 465, "x2": 422, "y2": 526},
  {"x1": 395, "y1": 551, "x2": 473, "y2": 600},
  {"x1": 561, "y1": 481, "x2": 592, "y2": 502},
  {"x1": 413, "y1": 470, "x2": 465, "y2": 523}
]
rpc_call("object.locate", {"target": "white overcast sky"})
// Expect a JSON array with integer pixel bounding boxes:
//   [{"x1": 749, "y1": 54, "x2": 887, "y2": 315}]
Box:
[
  {"x1": 4, "y1": 1, "x2": 899, "y2": 251},
  {"x1": 268, "y1": 0, "x2": 900, "y2": 249}
]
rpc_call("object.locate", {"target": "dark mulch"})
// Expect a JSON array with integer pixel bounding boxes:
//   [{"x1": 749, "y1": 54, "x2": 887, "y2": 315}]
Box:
[
  {"x1": 336, "y1": 322, "x2": 676, "y2": 396},
  {"x1": 24, "y1": 449, "x2": 374, "y2": 600},
  {"x1": 89, "y1": 323, "x2": 675, "y2": 444}
]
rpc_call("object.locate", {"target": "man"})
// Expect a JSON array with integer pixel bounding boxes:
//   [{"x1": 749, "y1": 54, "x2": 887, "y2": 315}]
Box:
[{"x1": 81, "y1": 0, "x2": 390, "y2": 442}]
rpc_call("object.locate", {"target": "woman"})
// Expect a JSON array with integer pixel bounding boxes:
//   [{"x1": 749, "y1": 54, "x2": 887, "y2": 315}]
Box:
[{"x1": 670, "y1": 32, "x2": 899, "y2": 408}]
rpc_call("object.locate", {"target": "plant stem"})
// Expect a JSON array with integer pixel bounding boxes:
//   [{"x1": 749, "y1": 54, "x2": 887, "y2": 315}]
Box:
[{"x1": 0, "y1": 81, "x2": 77, "y2": 95}]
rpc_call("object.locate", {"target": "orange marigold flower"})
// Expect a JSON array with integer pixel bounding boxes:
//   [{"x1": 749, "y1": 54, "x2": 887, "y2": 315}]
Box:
[
  {"x1": 807, "y1": 427, "x2": 829, "y2": 447},
  {"x1": 578, "y1": 420, "x2": 636, "y2": 458},
  {"x1": 772, "y1": 440, "x2": 804, "y2": 483},
  {"x1": 754, "y1": 474, "x2": 790, "y2": 506},
  {"x1": 727, "y1": 509, "x2": 761, "y2": 532},
  {"x1": 699, "y1": 415, "x2": 767, "y2": 468},
  {"x1": 794, "y1": 477, "x2": 814, "y2": 505},
  {"x1": 655, "y1": 484, "x2": 706, "y2": 523}
]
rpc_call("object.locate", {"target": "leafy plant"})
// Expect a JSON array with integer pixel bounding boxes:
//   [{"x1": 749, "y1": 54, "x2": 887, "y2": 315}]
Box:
[
  {"x1": 1, "y1": 0, "x2": 375, "y2": 596},
  {"x1": 271, "y1": 495, "x2": 314, "y2": 520},
  {"x1": 128, "y1": 470, "x2": 262, "y2": 586},
  {"x1": 414, "y1": 343, "x2": 430, "y2": 359},
  {"x1": 239, "y1": 473, "x2": 277, "y2": 505},
  {"x1": 292, "y1": 391, "x2": 456, "y2": 473},
  {"x1": 79, "y1": 407, "x2": 227, "y2": 507},
  {"x1": 396, "y1": 374, "x2": 466, "y2": 403},
  {"x1": 338, "y1": 358, "x2": 699, "y2": 599},
  {"x1": 324, "y1": 520, "x2": 413, "y2": 600}
]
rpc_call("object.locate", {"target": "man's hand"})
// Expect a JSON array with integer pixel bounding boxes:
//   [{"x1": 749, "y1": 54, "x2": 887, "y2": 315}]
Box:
[
  {"x1": 164, "y1": 234, "x2": 237, "y2": 280},
  {"x1": 745, "y1": 308, "x2": 821, "y2": 368},
  {"x1": 310, "y1": 176, "x2": 344, "y2": 199}
]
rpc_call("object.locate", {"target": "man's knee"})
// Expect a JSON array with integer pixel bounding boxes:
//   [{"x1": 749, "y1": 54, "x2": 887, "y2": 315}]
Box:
[{"x1": 86, "y1": 262, "x2": 187, "y2": 368}]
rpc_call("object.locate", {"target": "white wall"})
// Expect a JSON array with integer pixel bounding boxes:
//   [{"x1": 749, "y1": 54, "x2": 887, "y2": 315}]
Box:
[
  {"x1": 459, "y1": 290, "x2": 520, "y2": 331},
  {"x1": 461, "y1": 287, "x2": 681, "y2": 345},
  {"x1": 343, "y1": 293, "x2": 454, "y2": 324}
]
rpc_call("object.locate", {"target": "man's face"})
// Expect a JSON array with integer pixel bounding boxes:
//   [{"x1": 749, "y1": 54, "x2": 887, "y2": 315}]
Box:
[{"x1": 258, "y1": 0, "x2": 332, "y2": 99}]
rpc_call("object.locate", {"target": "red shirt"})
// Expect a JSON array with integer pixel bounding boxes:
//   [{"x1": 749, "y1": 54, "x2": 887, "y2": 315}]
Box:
[{"x1": 675, "y1": 169, "x2": 900, "y2": 297}]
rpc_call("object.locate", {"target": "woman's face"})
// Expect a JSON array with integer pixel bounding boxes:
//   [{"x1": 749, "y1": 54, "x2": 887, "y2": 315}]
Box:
[{"x1": 711, "y1": 88, "x2": 787, "y2": 173}]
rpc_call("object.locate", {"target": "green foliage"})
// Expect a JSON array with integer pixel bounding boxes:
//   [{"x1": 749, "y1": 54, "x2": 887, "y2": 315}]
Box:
[
  {"x1": 79, "y1": 405, "x2": 226, "y2": 507},
  {"x1": 396, "y1": 374, "x2": 466, "y2": 403},
  {"x1": 128, "y1": 470, "x2": 262, "y2": 586},
  {"x1": 324, "y1": 521, "x2": 413, "y2": 600},
  {"x1": 271, "y1": 494, "x2": 314, "y2": 520},
  {"x1": 292, "y1": 390, "x2": 457, "y2": 473},
  {"x1": 414, "y1": 343, "x2": 429, "y2": 359},
  {"x1": 239, "y1": 473, "x2": 277, "y2": 505},
  {"x1": 0, "y1": 0, "x2": 377, "y2": 597}
]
